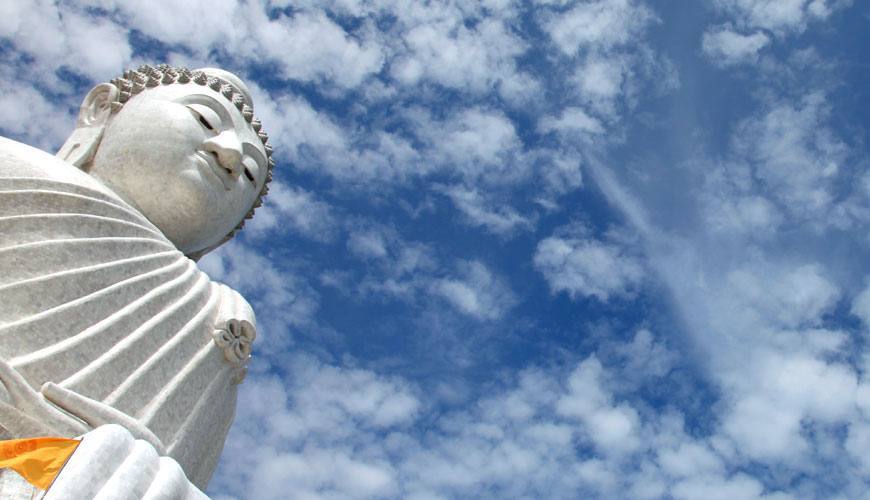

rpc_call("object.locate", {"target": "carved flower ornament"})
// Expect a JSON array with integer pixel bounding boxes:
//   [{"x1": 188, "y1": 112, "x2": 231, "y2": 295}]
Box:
[{"x1": 213, "y1": 318, "x2": 256, "y2": 383}]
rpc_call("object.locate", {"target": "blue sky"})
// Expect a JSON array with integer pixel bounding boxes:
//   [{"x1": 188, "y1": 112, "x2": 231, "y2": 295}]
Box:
[{"x1": 3, "y1": 0, "x2": 870, "y2": 498}]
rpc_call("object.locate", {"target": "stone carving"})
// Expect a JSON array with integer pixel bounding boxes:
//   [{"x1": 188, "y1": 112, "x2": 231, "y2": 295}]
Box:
[
  {"x1": 0, "y1": 64, "x2": 273, "y2": 494},
  {"x1": 213, "y1": 318, "x2": 257, "y2": 384}
]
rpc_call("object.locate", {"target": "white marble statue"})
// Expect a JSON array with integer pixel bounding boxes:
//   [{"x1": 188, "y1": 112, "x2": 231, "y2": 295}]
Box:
[{"x1": 0, "y1": 64, "x2": 274, "y2": 495}]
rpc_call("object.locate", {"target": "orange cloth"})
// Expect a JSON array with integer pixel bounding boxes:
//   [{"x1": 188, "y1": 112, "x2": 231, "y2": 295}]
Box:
[{"x1": 0, "y1": 436, "x2": 80, "y2": 490}]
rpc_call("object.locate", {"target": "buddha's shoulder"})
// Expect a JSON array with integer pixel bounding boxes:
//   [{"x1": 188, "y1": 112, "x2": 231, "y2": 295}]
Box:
[{"x1": 0, "y1": 136, "x2": 120, "y2": 200}]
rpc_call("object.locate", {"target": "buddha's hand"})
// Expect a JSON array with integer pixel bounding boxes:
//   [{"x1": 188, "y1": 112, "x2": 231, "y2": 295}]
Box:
[{"x1": 44, "y1": 424, "x2": 208, "y2": 500}]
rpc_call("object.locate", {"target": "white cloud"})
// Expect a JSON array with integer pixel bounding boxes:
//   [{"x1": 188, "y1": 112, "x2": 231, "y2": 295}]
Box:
[
  {"x1": 732, "y1": 92, "x2": 848, "y2": 220},
  {"x1": 348, "y1": 227, "x2": 391, "y2": 260},
  {"x1": 98, "y1": 0, "x2": 241, "y2": 50},
  {"x1": 538, "y1": 107, "x2": 604, "y2": 136},
  {"x1": 392, "y1": 16, "x2": 527, "y2": 96},
  {"x1": 722, "y1": 351, "x2": 857, "y2": 462},
  {"x1": 75, "y1": 1, "x2": 383, "y2": 91},
  {"x1": 556, "y1": 357, "x2": 642, "y2": 455},
  {"x1": 575, "y1": 55, "x2": 629, "y2": 104},
  {"x1": 411, "y1": 107, "x2": 525, "y2": 186},
  {"x1": 211, "y1": 330, "x2": 806, "y2": 499},
  {"x1": 0, "y1": 75, "x2": 75, "y2": 150},
  {"x1": 342, "y1": 227, "x2": 518, "y2": 323},
  {"x1": 536, "y1": 0, "x2": 668, "y2": 123},
  {"x1": 851, "y1": 280, "x2": 870, "y2": 328},
  {"x1": 724, "y1": 263, "x2": 840, "y2": 329},
  {"x1": 249, "y1": 88, "x2": 347, "y2": 160},
  {"x1": 846, "y1": 417, "x2": 870, "y2": 474},
  {"x1": 0, "y1": 0, "x2": 67, "y2": 67},
  {"x1": 437, "y1": 185, "x2": 534, "y2": 236},
  {"x1": 702, "y1": 25, "x2": 770, "y2": 66},
  {"x1": 710, "y1": 0, "x2": 853, "y2": 35},
  {"x1": 199, "y1": 241, "x2": 319, "y2": 350},
  {"x1": 291, "y1": 359, "x2": 421, "y2": 429},
  {"x1": 434, "y1": 260, "x2": 516, "y2": 321},
  {"x1": 211, "y1": 355, "x2": 417, "y2": 499},
  {"x1": 78, "y1": 20, "x2": 132, "y2": 74},
  {"x1": 345, "y1": 225, "x2": 436, "y2": 278},
  {"x1": 701, "y1": 179, "x2": 784, "y2": 237},
  {"x1": 541, "y1": 0, "x2": 656, "y2": 56},
  {"x1": 0, "y1": 1, "x2": 132, "y2": 147},
  {"x1": 657, "y1": 441, "x2": 724, "y2": 478},
  {"x1": 255, "y1": 9, "x2": 384, "y2": 89},
  {"x1": 534, "y1": 229, "x2": 644, "y2": 301},
  {"x1": 613, "y1": 329, "x2": 676, "y2": 381},
  {"x1": 671, "y1": 473, "x2": 772, "y2": 500},
  {"x1": 245, "y1": 182, "x2": 338, "y2": 242}
]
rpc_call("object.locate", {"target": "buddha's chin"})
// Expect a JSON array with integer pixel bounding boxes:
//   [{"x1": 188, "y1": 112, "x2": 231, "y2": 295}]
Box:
[
  {"x1": 135, "y1": 183, "x2": 231, "y2": 255},
  {"x1": 150, "y1": 211, "x2": 226, "y2": 255}
]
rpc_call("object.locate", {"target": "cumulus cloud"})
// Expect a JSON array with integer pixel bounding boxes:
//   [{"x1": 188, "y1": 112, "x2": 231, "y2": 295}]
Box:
[
  {"x1": 731, "y1": 92, "x2": 848, "y2": 220},
  {"x1": 437, "y1": 185, "x2": 534, "y2": 236},
  {"x1": 434, "y1": 260, "x2": 516, "y2": 321},
  {"x1": 701, "y1": 162, "x2": 785, "y2": 237},
  {"x1": 245, "y1": 182, "x2": 338, "y2": 242},
  {"x1": 555, "y1": 357, "x2": 642, "y2": 455},
  {"x1": 211, "y1": 355, "x2": 418, "y2": 499},
  {"x1": 541, "y1": 0, "x2": 657, "y2": 56},
  {"x1": 538, "y1": 107, "x2": 605, "y2": 136},
  {"x1": 722, "y1": 351, "x2": 858, "y2": 462},
  {"x1": 409, "y1": 107, "x2": 526, "y2": 186},
  {"x1": 340, "y1": 224, "x2": 518, "y2": 322},
  {"x1": 210, "y1": 330, "x2": 807, "y2": 499},
  {"x1": 391, "y1": 16, "x2": 527, "y2": 96},
  {"x1": 199, "y1": 241, "x2": 319, "y2": 351},
  {"x1": 1, "y1": 0, "x2": 131, "y2": 82},
  {"x1": 575, "y1": 55, "x2": 630, "y2": 105},
  {"x1": 702, "y1": 25, "x2": 770, "y2": 66},
  {"x1": 852, "y1": 281, "x2": 870, "y2": 328},
  {"x1": 0, "y1": 1, "x2": 132, "y2": 148},
  {"x1": 0, "y1": 76, "x2": 75, "y2": 150},
  {"x1": 253, "y1": 9, "x2": 384, "y2": 89},
  {"x1": 534, "y1": 226, "x2": 645, "y2": 301},
  {"x1": 710, "y1": 0, "x2": 853, "y2": 35},
  {"x1": 725, "y1": 263, "x2": 840, "y2": 329}
]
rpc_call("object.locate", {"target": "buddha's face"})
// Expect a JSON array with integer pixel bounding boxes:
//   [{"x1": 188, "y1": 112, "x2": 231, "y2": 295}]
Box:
[{"x1": 88, "y1": 83, "x2": 268, "y2": 255}]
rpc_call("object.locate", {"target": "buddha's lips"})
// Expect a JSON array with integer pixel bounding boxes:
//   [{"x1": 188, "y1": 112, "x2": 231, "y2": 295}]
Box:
[{"x1": 194, "y1": 151, "x2": 231, "y2": 191}]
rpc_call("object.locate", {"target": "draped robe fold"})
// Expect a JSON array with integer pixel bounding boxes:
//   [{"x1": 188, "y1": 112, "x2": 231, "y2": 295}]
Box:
[{"x1": 0, "y1": 137, "x2": 253, "y2": 489}]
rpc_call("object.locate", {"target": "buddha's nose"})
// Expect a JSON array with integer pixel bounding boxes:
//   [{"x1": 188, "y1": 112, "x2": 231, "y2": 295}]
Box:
[{"x1": 203, "y1": 132, "x2": 243, "y2": 177}]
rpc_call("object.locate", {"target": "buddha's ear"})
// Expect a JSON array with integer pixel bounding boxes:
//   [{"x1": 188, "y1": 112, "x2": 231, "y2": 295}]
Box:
[{"x1": 57, "y1": 83, "x2": 120, "y2": 170}]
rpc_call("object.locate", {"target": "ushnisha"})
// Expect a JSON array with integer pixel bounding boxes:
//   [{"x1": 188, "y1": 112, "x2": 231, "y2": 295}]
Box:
[{"x1": 0, "y1": 64, "x2": 273, "y2": 495}]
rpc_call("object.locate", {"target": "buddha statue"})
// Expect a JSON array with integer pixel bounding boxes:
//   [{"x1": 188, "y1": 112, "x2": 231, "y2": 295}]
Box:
[{"x1": 0, "y1": 64, "x2": 274, "y2": 494}]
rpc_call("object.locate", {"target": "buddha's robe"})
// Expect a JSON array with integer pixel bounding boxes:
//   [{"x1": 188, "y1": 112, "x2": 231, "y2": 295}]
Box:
[{"x1": 0, "y1": 137, "x2": 256, "y2": 489}]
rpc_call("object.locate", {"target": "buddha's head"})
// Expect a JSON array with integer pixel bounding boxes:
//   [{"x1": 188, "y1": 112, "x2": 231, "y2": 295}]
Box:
[{"x1": 57, "y1": 64, "x2": 274, "y2": 259}]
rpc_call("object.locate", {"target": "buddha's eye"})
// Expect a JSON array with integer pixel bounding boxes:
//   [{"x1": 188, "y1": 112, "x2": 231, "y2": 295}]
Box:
[
  {"x1": 242, "y1": 158, "x2": 259, "y2": 185},
  {"x1": 198, "y1": 114, "x2": 214, "y2": 131},
  {"x1": 187, "y1": 104, "x2": 222, "y2": 134}
]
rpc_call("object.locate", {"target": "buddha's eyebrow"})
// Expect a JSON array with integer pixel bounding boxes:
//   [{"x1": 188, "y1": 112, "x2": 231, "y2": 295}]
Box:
[
  {"x1": 243, "y1": 142, "x2": 267, "y2": 166},
  {"x1": 177, "y1": 94, "x2": 231, "y2": 125}
]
